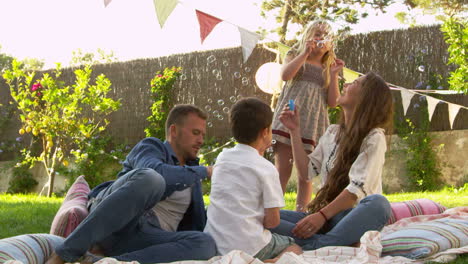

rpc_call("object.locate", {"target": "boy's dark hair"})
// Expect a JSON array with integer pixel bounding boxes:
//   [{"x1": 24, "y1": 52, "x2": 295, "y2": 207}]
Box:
[
  {"x1": 165, "y1": 104, "x2": 207, "y2": 137},
  {"x1": 230, "y1": 97, "x2": 273, "y2": 144}
]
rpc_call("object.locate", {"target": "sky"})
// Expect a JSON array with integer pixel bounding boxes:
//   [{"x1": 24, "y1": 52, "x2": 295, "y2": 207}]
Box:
[{"x1": 0, "y1": 0, "x2": 439, "y2": 69}]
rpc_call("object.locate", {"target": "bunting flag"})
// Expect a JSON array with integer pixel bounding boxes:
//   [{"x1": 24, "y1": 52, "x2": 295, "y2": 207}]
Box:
[
  {"x1": 343, "y1": 68, "x2": 360, "y2": 82},
  {"x1": 448, "y1": 103, "x2": 461, "y2": 129},
  {"x1": 104, "y1": 0, "x2": 112, "y2": 7},
  {"x1": 277, "y1": 43, "x2": 291, "y2": 61},
  {"x1": 153, "y1": 0, "x2": 178, "y2": 28},
  {"x1": 426, "y1": 96, "x2": 439, "y2": 122},
  {"x1": 196, "y1": 10, "x2": 222, "y2": 44},
  {"x1": 400, "y1": 89, "x2": 415, "y2": 116},
  {"x1": 238, "y1": 27, "x2": 262, "y2": 63}
]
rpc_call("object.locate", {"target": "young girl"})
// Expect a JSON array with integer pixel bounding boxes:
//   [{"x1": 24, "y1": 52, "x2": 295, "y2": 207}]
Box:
[
  {"x1": 271, "y1": 72, "x2": 394, "y2": 250},
  {"x1": 272, "y1": 20, "x2": 344, "y2": 211}
]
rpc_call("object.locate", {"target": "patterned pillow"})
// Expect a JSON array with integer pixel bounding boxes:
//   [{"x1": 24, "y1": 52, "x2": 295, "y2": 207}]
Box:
[
  {"x1": 381, "y1": 218, "x2": 468, "y2": 259},
  {"x1": 50, "y1": 175, "x2": 90, "y2": 238},
  {"x1": 0, "y1": 234, "x2": 64, "y2": 264},
  {"x1": 387, "y1": 198, "x2": 446, "y2": 225}
]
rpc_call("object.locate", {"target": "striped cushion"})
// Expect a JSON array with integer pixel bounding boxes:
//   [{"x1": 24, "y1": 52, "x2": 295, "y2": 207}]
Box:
[
  {"x1": 387, "y1": 199, "x2": 446, "y2": 225},
  {"x1": 381, "y1": 218, "x2": 468, "y2": 259},
  {"x1": 0, "y1": 234, "x2": 64, "y2": 264},
  {"x1": 50, "y1": 176, "x2": 90, "y2": 238}
]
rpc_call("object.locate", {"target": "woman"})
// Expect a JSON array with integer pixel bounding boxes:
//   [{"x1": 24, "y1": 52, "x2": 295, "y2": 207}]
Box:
[{"x1": 272, "y1": 72, "x2": 394, "y2": 250}]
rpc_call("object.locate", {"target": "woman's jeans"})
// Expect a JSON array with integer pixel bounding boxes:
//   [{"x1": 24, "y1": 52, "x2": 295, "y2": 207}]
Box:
[
  {"x1": 270, "y1": 194, "x2": 391, "y2": 250},
  {"x1": 55, "y1": 168, "x2": 216, "y2": 264}
]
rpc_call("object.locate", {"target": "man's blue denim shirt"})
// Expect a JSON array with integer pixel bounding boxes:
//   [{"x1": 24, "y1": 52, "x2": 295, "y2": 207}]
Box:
[{"x1": 89, "y1": 137, "x2": 208, "y2": 231}]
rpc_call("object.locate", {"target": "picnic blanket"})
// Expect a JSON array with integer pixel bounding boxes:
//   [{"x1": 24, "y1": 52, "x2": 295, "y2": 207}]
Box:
[{"x1": 2, "y1": 207, "x2": 467, "y2": 264}]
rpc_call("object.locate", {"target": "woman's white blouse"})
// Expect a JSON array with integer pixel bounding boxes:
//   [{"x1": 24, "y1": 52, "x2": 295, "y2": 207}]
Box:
[{"x1": 307, "y1": 124, "x2": 387, "y2": 202}]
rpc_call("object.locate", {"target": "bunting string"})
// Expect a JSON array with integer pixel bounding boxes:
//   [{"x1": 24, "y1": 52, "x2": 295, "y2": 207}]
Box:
[{"x1": 106, "y1": 0, "x2": 467, "y2": 129}]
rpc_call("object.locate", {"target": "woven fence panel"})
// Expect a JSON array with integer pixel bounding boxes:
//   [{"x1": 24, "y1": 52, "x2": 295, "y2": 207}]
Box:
[{"x1": 0, "y1": 25, "x2": 466, "y2": 147}]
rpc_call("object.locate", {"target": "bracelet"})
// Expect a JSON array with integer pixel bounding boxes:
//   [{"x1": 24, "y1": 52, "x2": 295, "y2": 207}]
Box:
[{"x1": 319, "y1": 210, "x2": 328, "y2": 221}]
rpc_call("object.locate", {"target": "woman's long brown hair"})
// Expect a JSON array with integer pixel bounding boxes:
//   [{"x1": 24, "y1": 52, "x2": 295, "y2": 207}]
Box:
[{"x1": 306, "y1": 72, "x2": 394, "y2": 214}]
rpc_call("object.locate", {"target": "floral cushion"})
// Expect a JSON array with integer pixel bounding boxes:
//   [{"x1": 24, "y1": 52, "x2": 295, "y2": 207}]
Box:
[
  {"x1": 0, "y1": 234, "x2": 64, "y2": 264},
  {"x1": 50, "y1": 176, "x2": 90, "y2": 237},
  {"x1": 381, "y1": 217, "x2": 468, "y2": 259},
  {"x1": 387, "y1": 198, "x2": 446, "y2": 225}
]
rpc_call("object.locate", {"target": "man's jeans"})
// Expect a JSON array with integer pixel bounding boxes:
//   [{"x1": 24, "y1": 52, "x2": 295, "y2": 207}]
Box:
[
  {"x1": 55, "y1": 168, "x2": 216, "y2": 263},
  {"x1": 270, "y1": 194, "x2": 391, "y2": 250}
]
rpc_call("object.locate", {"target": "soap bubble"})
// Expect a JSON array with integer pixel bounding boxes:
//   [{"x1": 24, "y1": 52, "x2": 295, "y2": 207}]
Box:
[
  {"x1": 271, "y1": 139, "x2": 276, "y2": 144},
  {"x1": 217, "y1": 99, "x2": 225, "y2": 106},
  {"x1": 237, "y1": 94, "x2": 242, "y2": 100},
  {"x1": 213, "y1": 110, "x2": 219, "y2": 116},
  {"x1": 234, "y1": 72, "x2": 241, "y2": 79},
  {"x1": 207, "y1": 98, "x2": 213, "y2": 103},
  {"x1": 418, "y1": 65, "x2": 425, "y2": 72},
  {"x1": 216, "y1": 74, "x2": 223, "y2": 80},
  {"x1": 223, "y1": 60, "x2": 229, "y2": 67},
  {"x1": 207, "y1": 55, "x2": 216, "y2": 63},
  {"x1": 205, "y1": 105, "x2": 212, "y2": 111},
  {"x1": 229, "y1": 96, "x2": 236, "y2": 102},
  {"x1": 244, "y1": 67, "x2": 251, "y2": 72},
  {"x1": 180, "y1": 74, "x2": 187, "y2": 80},
  {"x1": 242, "y1": 79, "x2": 249, "y2": 86},
  {"x1": 207, "y1": 122, "x2": 213, "y2": 127},
  {"x1": 217, "y1": 115, "x2": 224, "y2": 120},
  {"x1": 223, "y1": 107, "x2": 229, "y2": 113},
  {"x1": 212, "y1": 69, "x2": 219, "y2": 75}
]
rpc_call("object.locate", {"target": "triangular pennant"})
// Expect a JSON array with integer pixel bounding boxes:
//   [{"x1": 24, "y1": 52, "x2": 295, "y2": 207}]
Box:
[
  {"x1": 343, "y1": 67, "x2": 360, "y2": 83},
  {"x1": 277, "y1": 43, "x2": 291, "y2": 61},
  {"x1": 238, "y1": 27, "x2": 261, "y2": 63},
  {"x1": 448, "y1": 103, "x2": 461, "y2": 129},
  {"x1": 426, "y1": 96, "x2": 439, "y2": 121},
  {"x1": 153, "y1": 0, "x2": 178, "y2": 28},
  {"x1": 400, "y1": 89, "x2": 415, "y2": 116},
  {"x1": 196, "y1": 10, "x2": 222, "y2": 44},
  {"x1": 104, "y1": 0, "x2": 112, "y2": 7}
]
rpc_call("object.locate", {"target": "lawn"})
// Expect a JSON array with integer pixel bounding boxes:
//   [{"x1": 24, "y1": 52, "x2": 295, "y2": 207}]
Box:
[{"x1": 1, "y1": 188, "x2": 467, "y2": 263}]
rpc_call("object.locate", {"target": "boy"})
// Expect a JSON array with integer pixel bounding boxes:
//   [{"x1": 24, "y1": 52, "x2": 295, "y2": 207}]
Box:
[{"x1": 204, "y1": 98, "x2": 302, "y2": 262}]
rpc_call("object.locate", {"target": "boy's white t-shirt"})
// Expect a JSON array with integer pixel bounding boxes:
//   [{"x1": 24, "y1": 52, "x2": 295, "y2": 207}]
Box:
[{"x1": 204, "y1": 144, "x2": 285, "y2": 256}]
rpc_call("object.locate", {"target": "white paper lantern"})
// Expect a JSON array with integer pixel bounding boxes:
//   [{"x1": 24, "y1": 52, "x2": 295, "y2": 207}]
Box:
[{"x1": 255, "y1": 62, "x2": 283, "y2": 94}]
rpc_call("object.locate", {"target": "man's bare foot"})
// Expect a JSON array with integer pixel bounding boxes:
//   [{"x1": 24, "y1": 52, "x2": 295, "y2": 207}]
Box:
[
  {"x1": 45, "y1": 252, "x2": 65, "y2": 264},
  {"x1": 350, "y1": 242, "x2": 361, "y2": 247},
  {"x1": 80, "y1": 252, "x2": 104, "y2": 264}
]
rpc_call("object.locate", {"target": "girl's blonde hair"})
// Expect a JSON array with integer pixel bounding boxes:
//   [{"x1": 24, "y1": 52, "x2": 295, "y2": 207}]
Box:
[{"x1": 293, "y1": 20, "x2": 336, "y2": 89}]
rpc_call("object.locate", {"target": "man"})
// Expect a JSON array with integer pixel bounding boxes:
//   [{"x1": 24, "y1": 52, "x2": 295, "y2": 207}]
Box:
[{"x1": 47, "y1": 104, "x2": 216, "y2": 264}]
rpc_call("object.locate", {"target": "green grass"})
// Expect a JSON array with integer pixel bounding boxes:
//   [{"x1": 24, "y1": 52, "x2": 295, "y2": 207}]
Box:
[
  {"x1": 0, "y1": 194, "x2": 62, "y2": 239},
  {"x1": 1, "y1": 189, "x2": 467, "y2": 263}
]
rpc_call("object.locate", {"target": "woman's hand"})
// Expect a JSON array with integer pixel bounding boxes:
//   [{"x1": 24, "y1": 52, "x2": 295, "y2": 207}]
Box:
[
  {"x1": 279, "y1": 104, "x2": 300, "y2": 132},
  {"x1": 330, "y1": 58, "x2": 345, "y2": 76},
  {"x1": 292, "y1": 212, "x2": 326, "y2": 239}
]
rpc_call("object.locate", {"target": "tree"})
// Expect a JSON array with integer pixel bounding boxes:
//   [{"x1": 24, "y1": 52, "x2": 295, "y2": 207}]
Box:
[
  {"x1": 70, "y1": 48, "x2": 118, "y2": 67},
  {"x1": 0, "y1": 45, "x2": 14, "y2": 72},
  {"x1": 20, "y1": 57, "x2": 45, "y2": 71},
  {"x1": 397, "y1": 1, "x2": 467, "y2": 94},
  {"x1": 441, "y1": 17, "x2": 467, "y2": 94},
  {"x1": 3, "y1": 60, "x2": 121, "y2": 196},
  {"x1": 260, "y1": 0, "x2": 394, "y2": 42}
]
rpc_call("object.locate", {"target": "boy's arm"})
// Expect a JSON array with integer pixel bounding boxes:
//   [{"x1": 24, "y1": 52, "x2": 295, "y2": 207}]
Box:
[{"x1": 263, "y1": 207, "x2": 280, "y2": 229}]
